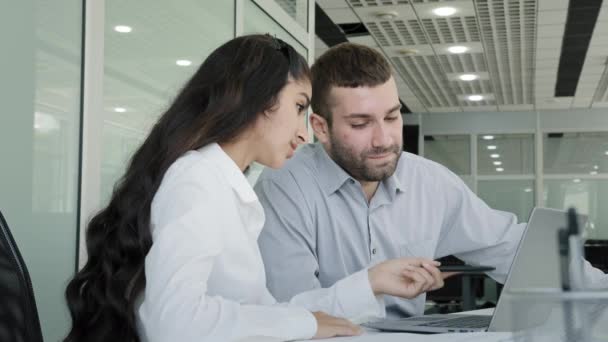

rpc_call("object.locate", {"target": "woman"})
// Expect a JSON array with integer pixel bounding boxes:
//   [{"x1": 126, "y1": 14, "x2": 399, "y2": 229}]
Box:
[{"x1": 64, "y1": 35, "x2": 444, "y2": 342}]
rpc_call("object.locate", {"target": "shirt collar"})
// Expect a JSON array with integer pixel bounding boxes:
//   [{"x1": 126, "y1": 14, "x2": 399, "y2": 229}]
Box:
[
  {"x1": 314, "y1": 144, "x2": 353, "y2": 196},
  {"x1": 313, "y1": 143, "x2": 405, "y2": 197},
  {"x1": 197, "y1": 143, "x2": 258, "y2": 204}
]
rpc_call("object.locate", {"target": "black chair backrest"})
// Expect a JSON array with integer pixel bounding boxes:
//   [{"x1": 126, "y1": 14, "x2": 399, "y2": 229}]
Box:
[{"x1": 0, "y1": 210, "x2": 44, "y2": 342}]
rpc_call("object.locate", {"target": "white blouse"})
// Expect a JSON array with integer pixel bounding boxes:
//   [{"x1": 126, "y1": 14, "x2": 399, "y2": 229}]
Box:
[{"x1": 136, "y1": 143, "x2": 384, "y2": 342}]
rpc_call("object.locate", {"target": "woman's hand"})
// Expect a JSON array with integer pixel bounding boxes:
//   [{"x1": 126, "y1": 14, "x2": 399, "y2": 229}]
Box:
[
  {"x1": 311, "y1": 311, "x2": 363, "y2": 339},
  {"x1": 368, "y1": 257, "x2": 445, "y2": 298}
]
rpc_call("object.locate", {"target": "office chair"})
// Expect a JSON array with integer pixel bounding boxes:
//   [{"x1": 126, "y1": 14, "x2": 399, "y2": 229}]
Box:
[
  {"x1": 0, "y1": 210, "x2": 44, "y2": 342},
  {"x1": 426, "y1": 255, "x2": 486, "y2": 313},
  {"x1": 585, "y1": 239, "x2": 608, "y2": 273}
]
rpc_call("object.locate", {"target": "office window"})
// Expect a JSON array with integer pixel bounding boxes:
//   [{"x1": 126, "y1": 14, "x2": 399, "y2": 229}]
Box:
[
  {"x1": 543, "y1": 132, "x2": 608, "y2": 175},
  {"x1": 478, "y1": 180, "x2": 535, "y2": 223},
  {"x1": 477, "y1": 134, "x2": 534, "y2": 175},
  {"x1": 424, "y1": 135, "x2": 471, "y2": 175},
  {"x1": 101, "y1": 1, "x2": 235, "y2": 203},
  {"x1": 544, "y1": 179, "x2": 608, "y2": 239},
  {"x1": 274, "y1": 0, "x2": 309, "y2": 30},
  {"x1": 0, "y1": 1, "x2": 82, "y2": 340},
  {"x1": 244, "y1": 0, "x2": 308, "y2": 58}
]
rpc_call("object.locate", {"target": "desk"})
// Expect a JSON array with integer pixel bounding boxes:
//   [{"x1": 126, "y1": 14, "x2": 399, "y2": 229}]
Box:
[
  {"x1": 310, "y1": 332, "x2": 511, "y2": 342},
  {"x1": 297, "y1": 309, "x2": 514, "y2": 342}
]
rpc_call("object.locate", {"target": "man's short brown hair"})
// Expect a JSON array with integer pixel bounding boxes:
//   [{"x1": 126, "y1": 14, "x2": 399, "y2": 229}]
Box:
[{"x1": 311, "y1": 42, "x2": 392, "y2": 126}]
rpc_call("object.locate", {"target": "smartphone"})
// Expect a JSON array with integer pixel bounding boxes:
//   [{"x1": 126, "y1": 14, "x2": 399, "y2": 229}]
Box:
[{"x1": 438, "y1": 265, "x2": 495, "y2": 273}]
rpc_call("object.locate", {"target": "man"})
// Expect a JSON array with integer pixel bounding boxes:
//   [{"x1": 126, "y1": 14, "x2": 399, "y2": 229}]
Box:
[{"x1": 254, "y1": 43, "x2": 607, "y2": 318}]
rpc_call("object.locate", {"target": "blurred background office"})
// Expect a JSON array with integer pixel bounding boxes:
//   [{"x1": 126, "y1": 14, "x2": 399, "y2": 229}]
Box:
[{"x1": 1, "y1": 0, "x2": 607, "y2": 341}]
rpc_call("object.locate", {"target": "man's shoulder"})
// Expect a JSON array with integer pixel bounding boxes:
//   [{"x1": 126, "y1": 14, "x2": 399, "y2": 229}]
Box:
[
  {"x1": 396, "y1": 151, "x2": 452, "y2": 176},
  {"x1": 396, "y1": 151, "x2": 467, "y2": 190}
]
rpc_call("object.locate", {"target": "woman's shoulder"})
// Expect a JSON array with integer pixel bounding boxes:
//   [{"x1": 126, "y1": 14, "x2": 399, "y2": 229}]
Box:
[{"x1": 165, "y1": 149, "x2": 226, "y2": 189}]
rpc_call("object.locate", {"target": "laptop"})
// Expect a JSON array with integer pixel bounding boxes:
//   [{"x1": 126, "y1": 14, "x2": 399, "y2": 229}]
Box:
[{"x1": 363, "y1": 207, "x2": 587, "y2": 333}]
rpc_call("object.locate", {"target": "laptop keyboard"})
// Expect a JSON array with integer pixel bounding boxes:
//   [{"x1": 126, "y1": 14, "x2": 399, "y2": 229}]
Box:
[{"x1": 420, "y1": 315, "x2": 492, "y2": 329}]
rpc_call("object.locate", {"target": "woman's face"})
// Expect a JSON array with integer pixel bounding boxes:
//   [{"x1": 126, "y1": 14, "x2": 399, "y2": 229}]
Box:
[{"x1": 253, "y1": 77, "x2": 311, "y2": 169}]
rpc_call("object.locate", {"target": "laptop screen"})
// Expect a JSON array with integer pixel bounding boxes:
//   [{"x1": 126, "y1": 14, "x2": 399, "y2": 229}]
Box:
[{"x1": 488, "y1": 207, "x2": 587, "y2": 331}]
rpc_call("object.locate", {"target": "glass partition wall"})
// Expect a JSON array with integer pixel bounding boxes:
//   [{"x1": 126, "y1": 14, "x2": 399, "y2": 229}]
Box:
[
  {"x1": 423, "y1": 131, "x2": 608, "y2": 239},
  {"x1": 0, "y1": 1, "x2": 82, "y2": 341}
]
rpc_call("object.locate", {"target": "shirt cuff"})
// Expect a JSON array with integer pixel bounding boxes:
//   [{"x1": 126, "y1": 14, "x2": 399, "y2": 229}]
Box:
[
  {"x1": 238, "y1": 305, "x2": 317, "y2": 341},
  {"x1": 281, "y1": 307, "x2": 317, "y2": 340},
  {"x1": 334, "y1": 268, "x2": 386, "y2": 324}
]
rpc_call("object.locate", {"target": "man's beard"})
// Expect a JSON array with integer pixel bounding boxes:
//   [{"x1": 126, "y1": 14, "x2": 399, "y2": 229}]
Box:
[{"x1": 328, "y1": 134, "x2": 401, "y2": 182}]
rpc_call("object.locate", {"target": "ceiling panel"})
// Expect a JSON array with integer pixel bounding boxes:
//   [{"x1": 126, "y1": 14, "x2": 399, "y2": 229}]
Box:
[{"x1": 316, "y1": 0, "x2": 608, "y2": 113}]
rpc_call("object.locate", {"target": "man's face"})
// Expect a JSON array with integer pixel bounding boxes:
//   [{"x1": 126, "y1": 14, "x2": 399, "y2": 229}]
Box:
[{"x1": 325, "y1": 76, "x2": 403, "y2": 182}]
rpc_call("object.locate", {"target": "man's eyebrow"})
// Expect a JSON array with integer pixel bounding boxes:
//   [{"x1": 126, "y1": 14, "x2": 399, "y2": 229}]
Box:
[
  {"x1": 344, "y1": 113, "x2": 373, "y2": 119},
  {"x1": 344, "y1": 104, "x2": 402, "y2": 118},
  {"x1": 385, "y1": 103, "x2": 402, "y2": 115}
]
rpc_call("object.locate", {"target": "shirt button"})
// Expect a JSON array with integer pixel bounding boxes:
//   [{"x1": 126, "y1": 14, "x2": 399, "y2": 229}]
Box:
[{"x1": 372, "y1": 248, "x2": 377, "y2": 255}]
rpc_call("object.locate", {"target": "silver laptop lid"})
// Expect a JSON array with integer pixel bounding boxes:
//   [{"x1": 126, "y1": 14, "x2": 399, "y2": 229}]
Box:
[{"x1": 489, "y1": 207, "x2": 587, "y2": 332}]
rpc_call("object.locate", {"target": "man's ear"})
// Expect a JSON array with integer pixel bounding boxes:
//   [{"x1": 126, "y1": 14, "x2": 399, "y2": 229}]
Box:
[{"x1": 310, "y1": 113, "x2": 330, "y2": 144}]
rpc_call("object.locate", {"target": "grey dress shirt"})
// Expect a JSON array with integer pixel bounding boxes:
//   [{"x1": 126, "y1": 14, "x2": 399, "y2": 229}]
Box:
[{"x1": 255, "y1": 143, "x2": 529, "y2": 318}]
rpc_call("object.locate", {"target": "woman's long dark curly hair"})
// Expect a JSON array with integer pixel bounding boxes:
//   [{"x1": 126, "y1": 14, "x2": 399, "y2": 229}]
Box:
[{"x1": 63, "y1": 34, "x2": 310, "y2": 342}]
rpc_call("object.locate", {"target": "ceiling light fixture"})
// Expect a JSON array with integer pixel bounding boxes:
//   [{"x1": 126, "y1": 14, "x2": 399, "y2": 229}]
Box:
[
  {"x1": 573, "y1": 178, "x2": 581, "y2": 183},
  {"x1": 468, "y1": 95, "x2": 484, "y2": 101},
  {"x1": 593, "y1": 165, "x2": 599, "y2": 170},
  {"x1": 113, "y1": 107, "x2": 126, "y2": 113},
  {"x1": 114, "y1": 25, "x2": 132, "y2": 33},
  {"x1": 496, "y1": 167, "x2": 504, "y2": 172},
  {"x1": 375, "y1": 10, "x2": 399, "y2": 20},
  {"x1": 483, "y1": 135, "x2": 494, "y2": 140},
  {"x1": 487, "y1": 145, "x2": 497, "y2": 150},
  {"x1": 490, "y1": 154, "x2": 500, "y2": 158},
  {"x1": 432, "y1": 7, "x2": 457, "y2": 17},
  {"x1": 493, "y1": 161, "x2": 502, "y2": 166},
  {"x1": 176, "y1": 59, "x2": 192, "y2": 66},
  {"x1": 448, "y1": 45, "x2": 468, "y2": 54},
  {"x1": 459, "y1": 74, "x2": 479, "y2": 81},
  {"x1": 397, "y1": 48, "x2": 419, "y2": 56},
  {"x1": 524, "y1": 188, "x2": 532, "y2": 193}
]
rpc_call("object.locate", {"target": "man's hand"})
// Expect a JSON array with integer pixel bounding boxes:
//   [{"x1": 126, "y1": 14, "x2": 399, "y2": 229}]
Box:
[{"x1": 368, "y1": 257, "x2": 445, "y2": 298}]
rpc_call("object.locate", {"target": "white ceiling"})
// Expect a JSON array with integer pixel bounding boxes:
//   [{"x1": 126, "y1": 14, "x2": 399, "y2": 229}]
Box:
[{"x1": 316, "y1": 0, "x2": 608, "y2": 113}]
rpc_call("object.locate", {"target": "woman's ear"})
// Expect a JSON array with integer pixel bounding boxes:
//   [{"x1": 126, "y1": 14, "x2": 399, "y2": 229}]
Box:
[{"x1": 310, "y1": 113, "x2": 330, "y2": 144}]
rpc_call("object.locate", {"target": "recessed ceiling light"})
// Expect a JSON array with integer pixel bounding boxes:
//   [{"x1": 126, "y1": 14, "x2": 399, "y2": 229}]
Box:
[
  {"x1": 432, "y1": 7, "x2": 457, "y2": 17},
  {"x1": 590, "y1": 171, "x2": 598, "y2": 175},
  {"x1": 490, "y1": 154, "x2": 500, "y2": 158},
  {"x1": 593, "y1": 165, "x2": 599, "y2": 170},
  {"x1": 605, "y1": 151, "x2": 608, "y2": 156},
  {"x1": 113, "y1": 107, "x2": 126, "y2": 113},
  {"x1": 483, "y1": 135, "x2": 494, "y2": 140},
  {"x1": 496, "y1": 167, "x2": 504, "y2": 172},
  {"x1": 487, "y1": 145, "x2": 497, "y2": 150},
  {"x1": 493, "y1": 161, "x2": 502, "y2": 166},
  {"x1": 375, "y1": 10, "x2": 399, "y2": 20},
  {"x1": 114, "y1": 25, "x2": 132, "y2": 33},
  {"x1": 448, "y1": 45, "x2": 468, "y2": 54},
  {"x1": 176, "y1": 59, "x2": 192, "y2": 66},
  {"x1": 468, "y1": 95, "x2": 484, "y2": 101},
  {"x1": 524, "y1": 188, "x2": 532, "y2": 193},
  {"x1": 459, "y1": 74, "x2": 478, "y2": 81},
  {"x1": 397, "y1": 48, "x2": 419, "y2": 56},
  {"x1": 573, "y1": 178, "x2": 581, "y2": 183}
]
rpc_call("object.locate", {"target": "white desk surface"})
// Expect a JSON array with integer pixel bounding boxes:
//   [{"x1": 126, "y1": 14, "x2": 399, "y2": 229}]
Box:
[{"x1": 299, "y1": 309, "x2": 514, "y2": 342}]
